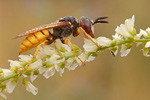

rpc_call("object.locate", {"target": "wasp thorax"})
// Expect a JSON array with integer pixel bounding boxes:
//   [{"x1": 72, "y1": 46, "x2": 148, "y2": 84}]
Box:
[{"x1": 80, "y1": 17, "x2": 94, "y2": 38}]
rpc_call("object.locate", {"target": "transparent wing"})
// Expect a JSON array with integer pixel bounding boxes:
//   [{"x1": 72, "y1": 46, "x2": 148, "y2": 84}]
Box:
[{"x1": 13, "y1": 21, "x2": 70, "y2": 39}]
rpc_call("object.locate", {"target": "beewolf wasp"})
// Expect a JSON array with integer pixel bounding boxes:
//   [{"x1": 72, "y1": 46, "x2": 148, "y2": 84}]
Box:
[{"x1": 13, "y1": 16, "x2": 108, "y2": 72}]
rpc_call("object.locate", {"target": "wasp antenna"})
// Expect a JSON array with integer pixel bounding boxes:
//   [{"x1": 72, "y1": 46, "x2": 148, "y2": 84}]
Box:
[
  {"x1": 93, "y1": 17, "x2": 108, "y2": 25},
  {"x1": 93, "y1": 20, "x2": 109, "y2": 25},
  {"x1": 94, "y1": 17, "x2": 108, "y2": 22}
]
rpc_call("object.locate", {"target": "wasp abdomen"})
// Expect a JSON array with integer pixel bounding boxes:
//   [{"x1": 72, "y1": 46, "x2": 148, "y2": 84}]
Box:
[{"x1": 19, "y1": 30, "x2": 50, "y2": 54}]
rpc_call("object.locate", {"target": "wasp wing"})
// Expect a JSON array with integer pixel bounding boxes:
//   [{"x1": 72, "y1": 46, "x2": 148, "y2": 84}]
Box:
[{"x1": 13, "y1": 21, "x2": 71, "y2": 39}]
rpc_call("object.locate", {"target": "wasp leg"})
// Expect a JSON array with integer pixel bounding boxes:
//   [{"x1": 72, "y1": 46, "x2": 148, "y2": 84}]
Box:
[
  {"x1": 61, "y1": 38, "x2": 86, "y2": 65},
  {"x1": 16, "y1": 40, "x2": 53, "y2": 72},
  {"x1": 53, "y1": 40, "x2": 58, "y2": 49},
  {"x1": 78, "y1": 27, "x2": 99, "y2": 48}
]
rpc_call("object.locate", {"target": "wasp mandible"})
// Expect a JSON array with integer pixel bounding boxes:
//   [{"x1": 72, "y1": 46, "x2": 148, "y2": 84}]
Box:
[{"x1": 14, "y1": 16, "x2": 108, "y2": 72}]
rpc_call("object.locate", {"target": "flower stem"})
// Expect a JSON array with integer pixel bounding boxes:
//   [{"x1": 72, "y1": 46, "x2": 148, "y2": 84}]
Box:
[
  {"x1": 0, "y1": 73, "x2": 18, "y2": 83},
  {"x1": 97, "y1": 39, "x2": 150, "y2": 51},
  {"x1": 135, "y1": 39, "x2": 150, "y2": 42}
]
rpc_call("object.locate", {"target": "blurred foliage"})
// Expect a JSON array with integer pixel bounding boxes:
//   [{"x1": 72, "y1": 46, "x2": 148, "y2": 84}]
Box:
[{"x1": 0, "y1": 0, "x2": 150, "y2": 100}]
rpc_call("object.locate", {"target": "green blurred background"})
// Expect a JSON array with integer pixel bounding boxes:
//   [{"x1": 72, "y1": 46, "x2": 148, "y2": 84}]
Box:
[{"x1": 0, "y1": 0, "x2": 150, "y2": 100}]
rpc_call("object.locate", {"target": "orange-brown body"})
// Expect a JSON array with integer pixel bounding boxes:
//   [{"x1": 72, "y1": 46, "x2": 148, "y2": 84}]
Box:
[{"x1": 19, "y1": 30, "x2": 50, "y2": 54}]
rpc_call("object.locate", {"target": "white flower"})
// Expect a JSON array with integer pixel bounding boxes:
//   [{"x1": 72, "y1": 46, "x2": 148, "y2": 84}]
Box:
[
  {"x1": 139, "y1": 29, "x2": 149, "y2": 38},
  {"x1": 46, "y1": 54, "x2": 64, "y2": 64},
  {"x1": 134, "y1": 29, "x2": 145, "y2": 46},
  {"x1": 125, "y1": 15, "x2": 135, "y2": 32},
  {"x1": 135, "y1": 32, "x2": 143, "y2": 40},
  {"x1": 25, "y1": 82, "x2": 38, "y2": 95},
  {"x1": 39, "y1": 67, "x2": 47, "y2": 74},
  {"x1": 145, "y1": 41, "x2": 150, "y2": 48},
  {"x1": 115, "y1": 15, "x2": 135, "y2": 39},
  {"x1": 120, "y1": 45, "x2": 131, "y2": 57},
  {"x1": 112, "y1": 33, "x2": 122, "y2": 42},
  {"x1": 6, "y1": 79, "x2": 17, "y2": 93},
  {"x1": 97, "y1": 37, "x2": 112, "y2": 46},
  {"x1": 76, "y1": 53, "x2": 88, "y2": 65},
  {"x1": 43, "y1": 67, "x2": 55, "y2": 79},
  {"x1": 43, "y1": 54, "x2": 65, "y2": 78},
  {"x1": 146, "y1": 27, "x2": 150, "y2": 35},
  {"x1": 53, "y1": 58, "x2": 65, "y2": 76},
  {"x1": 19, "y1": 55, "x2": 32, "y2": 62},
  {"x1": 115, "y1": 24, "x2": 132, "y2": 39},
  {"x1": 2, "y1": 69, "x2": 14, "y2": 78},
  {"x1": 37, "y1": 46, "x2": 56, "y2": 58},
  {"x1": 62, "y1": 44, "x2": 75, "y2": 57},
  {"x1": 30, "y1": 72, "x2": 38, "y2": 82},
  {"x1": 65, "y1": 58, "x2": 78, "y2": 71},
  {"x1": 86, "y1": 56, "x2": 95, "y2": 62},
  {"x1": 0, "y1": 89, "x2": 7, "y2": 99},
  {"x1": 143, "y1": 47, "x2": 150, "y2": 57},
  {"x1": 55, "y1": 64, "x2": 64, "y2": 77},
  {"x1": 143, "y1": 42, "x2": 150, "y2": 57},
  {"x1": 30, "y1": 59, "x2": 42, "y2": 70},
  {"x1": 62, "y1": 44, "x2": 71, "y2": 52},
  {"x1": 83, "y1": 38, "x2": 97, "y2": 52},
  {"x1": 8, "y1": 60, "x2": 22, "y2": 68}
]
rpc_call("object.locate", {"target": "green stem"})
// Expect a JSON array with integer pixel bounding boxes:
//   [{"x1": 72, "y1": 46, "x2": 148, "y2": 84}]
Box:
[
  {"x1": 0, "y1": 39, "x2": 150, "y2": 84},
  {"x1": 0, "y1": 73, "x2": 18, "y2": 83},
  {"x1": 98, "y1": 39, "x2": 150, "y2": 51},
  {"x1": 135, "y1": 39, "x2": 150, "y2": 42}
]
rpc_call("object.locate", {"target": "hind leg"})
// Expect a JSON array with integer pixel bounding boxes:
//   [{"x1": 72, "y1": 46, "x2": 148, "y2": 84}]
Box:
[{"x1": 16, "y1": 40, "x2": 53, "y2": 72}]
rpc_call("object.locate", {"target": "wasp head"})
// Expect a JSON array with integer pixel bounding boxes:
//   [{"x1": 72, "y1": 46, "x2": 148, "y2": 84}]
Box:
[{"x1": 80, "y1": 16, "x2": 108, "y2": 38}]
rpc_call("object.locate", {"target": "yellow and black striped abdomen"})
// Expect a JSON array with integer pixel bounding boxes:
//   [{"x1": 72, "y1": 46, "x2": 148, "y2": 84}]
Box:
[{"x1": 19, "y1": 30, "x2": 50, "y2": 54}]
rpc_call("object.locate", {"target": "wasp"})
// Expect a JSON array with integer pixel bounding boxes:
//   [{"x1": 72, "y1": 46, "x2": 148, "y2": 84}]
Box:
[{"x1": 14, "y1": 16, "x2": 108, "y2": 72}]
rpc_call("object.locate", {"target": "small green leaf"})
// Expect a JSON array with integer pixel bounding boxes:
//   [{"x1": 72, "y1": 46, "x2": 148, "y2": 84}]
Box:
[
  {"x1": 33, "y1": 70, "x2": 39, "y2": 75},
  {"x1": 0, "y1": 83, "x2": 6, "y2": 90},
  {"x1": 22, "y1": 78, "x2": 27, "y2": 86},
  {"x1": 20, "y1": 62, "x2": 28, "y2": 67},
  {"x1": 59, "y1": 46, "x2": 65, "y2": 52},
  {"x1": 0, "y1": 68, "x2": 3, "y2": 73},
  {"x1": 24, "y1": 67, "x2": 32, "y2": 75},
  {"x1": 132, "y1": 28, "x2": 137, "y2": 35},
  {"x1": 59, "y1": 62, "x2": 65, "y2": 69}
]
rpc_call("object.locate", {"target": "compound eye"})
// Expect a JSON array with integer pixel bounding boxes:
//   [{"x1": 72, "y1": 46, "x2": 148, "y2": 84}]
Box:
[{"x1": 80, "y1": 17, "x2": 94, "y2": 38}]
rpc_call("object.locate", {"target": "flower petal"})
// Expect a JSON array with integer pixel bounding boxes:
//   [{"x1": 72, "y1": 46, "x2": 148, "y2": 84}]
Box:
[
  {"x1": 25, "y1": 82, "x2": 38, "y2": 95},
  {"x1": 2, "y1": 69, "x2": 14, "y2": 78},
  {"x1": 145, "y1": 41, "x2": 150, "y2": 48},
  {"x1": 97, "y1": 37, "x2": 112, "y2": 46},
  {"x1": 76, "y1": 53, "x2": 88, "y2": 65},
  {"x1": 112, "y1": 33, "x2": 122, "y2": 42},
  {"x1": 125, "y1": 15, "x2": 135, "y2": 32},
  {"x1": 86, "y1": 56, "x2": 95, "y2": 62},
  {"x1": 43, "y1": 67, "x2": 55, "y2": 79},
  {"x1": 30, "y1": 59, "x2": 42, "y2": 70},
  {"x1": 8, "y1": 60, "x2": 22, "y2": 68},
  {"x1": 0, "y1": 92, "x2": 7, "y2": 99},
  {"x1": 143, "y1": 47, "x2": 150, "y2": 57},
  {"x1": 19, "y1": 55, "x2": 32, "y2": 62},
  {"x1": 83, "y1": 38, "x2": 97, "y2": 52},
  {"x1": 120, "y1": 45, "x2": 131, "y2": 57},
  {"x1": 55, "y1": 64, "x2": 64, "y2": 77},
  {"x1": 65, "y1": 58, "x2": 78, "y2": 71},
  {"x1": 30, "y1": 72, "x2": 38, "y2": 82},
  {"x1": 6, "y1": 79, "x2": 17, "y2": 93}
]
